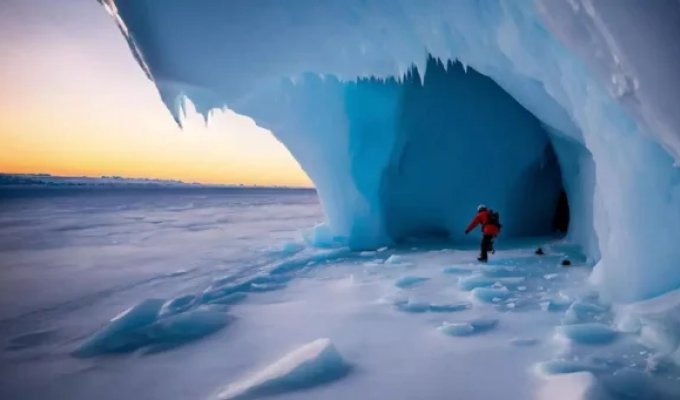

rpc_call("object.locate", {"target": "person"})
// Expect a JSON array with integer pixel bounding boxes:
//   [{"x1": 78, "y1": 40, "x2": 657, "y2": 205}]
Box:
[{"x1": 464, "y1": 204, "x2": 501, "y2": 262}]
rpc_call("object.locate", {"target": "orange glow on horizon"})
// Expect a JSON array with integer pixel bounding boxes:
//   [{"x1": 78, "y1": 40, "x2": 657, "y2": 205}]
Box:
[{"x1": 0, "y1": 0, "x2": 313, "y2": 188}]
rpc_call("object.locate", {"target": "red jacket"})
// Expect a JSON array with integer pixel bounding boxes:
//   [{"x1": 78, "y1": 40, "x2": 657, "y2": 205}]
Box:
[{"x1": 466, "y1": 210, "x2": 500, "y2": 236}]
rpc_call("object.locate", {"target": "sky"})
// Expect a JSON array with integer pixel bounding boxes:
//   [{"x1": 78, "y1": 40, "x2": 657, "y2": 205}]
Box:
[{"x1": 0, "y1": 0, "x2": 312, "y2": 187}]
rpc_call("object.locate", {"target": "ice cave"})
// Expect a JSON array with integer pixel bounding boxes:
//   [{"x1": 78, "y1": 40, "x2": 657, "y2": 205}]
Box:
[{"x1": 98, "y1": 0, "x2": 680, "y2": 304}]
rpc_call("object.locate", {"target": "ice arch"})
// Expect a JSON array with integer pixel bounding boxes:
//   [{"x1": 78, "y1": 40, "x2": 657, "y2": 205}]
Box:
[{"x1": 97, "y1": 0, "x2": 680, "y2": 302}]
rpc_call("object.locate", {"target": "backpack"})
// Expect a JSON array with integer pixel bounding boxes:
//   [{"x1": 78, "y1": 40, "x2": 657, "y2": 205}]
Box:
[{"x1": 486, "y1": 210, "x2": 502, "y2": 229}]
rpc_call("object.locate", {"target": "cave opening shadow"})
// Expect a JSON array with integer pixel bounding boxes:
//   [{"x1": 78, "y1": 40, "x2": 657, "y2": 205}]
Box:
[
  {"x1": 553, "y1": 189, "x2": 570, "y2": 234},
  {"x1": 377, "y1": 56, "x2": 573, "y2": 244},
  {"x1": 503, "y1": 139, "x2": 571, "y2": 239}
]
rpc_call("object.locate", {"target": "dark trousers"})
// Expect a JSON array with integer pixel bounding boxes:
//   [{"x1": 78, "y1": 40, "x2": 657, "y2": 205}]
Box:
[{"x1": 480, "y1": 234, "x2": 494, "y2": 260}]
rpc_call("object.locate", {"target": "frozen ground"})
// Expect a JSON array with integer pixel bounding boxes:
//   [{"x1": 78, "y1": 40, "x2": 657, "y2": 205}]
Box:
[{"x1": 1, "y1": 188, "x2": 678, "y2": 399}]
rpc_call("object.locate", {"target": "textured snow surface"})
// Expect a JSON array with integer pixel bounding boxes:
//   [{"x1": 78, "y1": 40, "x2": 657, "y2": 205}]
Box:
[
  {"x1": 2, "y1": 191, "x2": 680, "y2": 399},
  {"x1": 98, "y1": 0, "x2": 680, "y2": 303}
]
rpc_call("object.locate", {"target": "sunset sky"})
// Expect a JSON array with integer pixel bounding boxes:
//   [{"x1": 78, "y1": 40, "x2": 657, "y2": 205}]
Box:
[{"x1": 0, "y1": 0, "x2": 312, "y2": 187}]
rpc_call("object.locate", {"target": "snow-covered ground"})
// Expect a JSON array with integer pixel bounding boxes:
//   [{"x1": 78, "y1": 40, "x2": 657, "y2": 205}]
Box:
[{"x1": 0, "y1": 188, "x2": 678, "y2": 399}]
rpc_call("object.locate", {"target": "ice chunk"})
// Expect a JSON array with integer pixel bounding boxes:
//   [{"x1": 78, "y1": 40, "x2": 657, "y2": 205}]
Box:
[
  {"x1": 459, "y1": 275, "x2": 525, "y2": 291},
  {"x1": 249, "y1": 283, "x2": 287, "y2": 292},
  {"x1": 280, "y1": 241, "x2": 305, "y2": 254},
  {"x1": 145, "y1": 309, "x2": 230, "y2": 353},
  {"x1": 439, "y1": 318, "x2": 498, "y2": 337},
  {"x1": 428, "y1": 302, "x2": 472, "y2": 313},
  {"x1": 394, "y1": 276, "x2": 428, "y2": 289},
  {"x1": 438, "y1": 322, "x2": 475, "y2": 336},
  {"x1": 206, "y1": 292, "x2": 248, "y2": 306},
  {"x1": 545, "y1": 296, "x2": 573, "y2": 312},
  {"x1": 73, "y1": 298, "x2": 164, "y2": 357},
  {"x1": 442, "y1": 266, "x2": 473, "y2": 275},
  {"x1": 307, "y1": 223, "x2": 343, "y2": 248},
  {"x1": 562, "y1": 301, "x2": 608, "y2": 325},
  {"x1": 384, "y1": 255, "x2": 407, "y2": 265},
  {"x1": 394, "y1": 299, "x2": 470, "y2": 314},
  {"x1": 479, "y1": 265, "x2": 522, "y2": 278},
  {"x1": 600, "y1": 368, "x2": 657, "y2": 400},
  {"x1": 458, "y1": 276, "x2": 496, "y2": 291},
  {"x1": 215, "y1": 338, "x2": 350, "y2": 400},
  {"x1": 73, "y1": 299, "x2": 232, "y2": 357},
  {"x1": 160, "y1": 294, "x2": 197, "y2": 316},
  {"x1": 362, "y1": 262, "x2": 382, "y2": 267},
  {"x1": 556, "y1": 323, "x2": 618, "y2": 345},
  {"x1": 393, "y1": 300, "x2": 430, "y2": 314},
  {"x1": 202, "y1": 274, "x2": 291, "y2": 302},
  {"x1": 472, "y1": 287, "x2": 511, "y2": 303},
  {"x1": 537, "y1": 360, "x2": 604, "y2": 375}
]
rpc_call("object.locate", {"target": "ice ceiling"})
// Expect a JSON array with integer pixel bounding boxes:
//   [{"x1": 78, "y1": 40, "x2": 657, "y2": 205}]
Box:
[{"x1": 97, "y1": 0, "x2": 680, "y2": 303}]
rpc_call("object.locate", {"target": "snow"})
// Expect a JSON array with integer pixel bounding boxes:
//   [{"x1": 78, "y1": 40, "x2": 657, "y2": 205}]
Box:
[
  {"x1": 215, "y1": 338, "x2": 349, "y2": 400},
  {"x1": 510, "y1": 337, "x2": 540, "y2": 347},
  {"x1": 3, "y1": 189, "x2": 680, "y2": 399},
  {"x1": 98, "y1": 0, "x2": 680, "y2": 303},
  {"x1": 534, "y1": 371, "x2": 600, "y2": 400}
]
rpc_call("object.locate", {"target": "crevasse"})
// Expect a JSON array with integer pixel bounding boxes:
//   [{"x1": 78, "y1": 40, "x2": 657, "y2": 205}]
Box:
[{"x1": 97, "y1": 0, "x2": 680, "y2": 303}]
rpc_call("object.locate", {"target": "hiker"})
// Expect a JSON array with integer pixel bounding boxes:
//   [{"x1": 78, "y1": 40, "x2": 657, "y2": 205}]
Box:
[{"x1": 464, "y1": 205, "x2": 501, "y2": 262}]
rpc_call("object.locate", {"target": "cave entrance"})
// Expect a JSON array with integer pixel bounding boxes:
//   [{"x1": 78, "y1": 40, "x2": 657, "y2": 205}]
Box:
[{"x1": 376, "y1": 56, "x2": 574, "y2": 242}]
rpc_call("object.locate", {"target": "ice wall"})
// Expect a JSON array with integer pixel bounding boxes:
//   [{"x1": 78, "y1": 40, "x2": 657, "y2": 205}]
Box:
[{"x1": 98, "y1": 0, "x2": 680, "y2": 302}]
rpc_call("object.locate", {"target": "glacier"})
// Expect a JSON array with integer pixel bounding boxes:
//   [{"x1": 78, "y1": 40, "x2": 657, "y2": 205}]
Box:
[
  {"x1": 96, "y1": 0, "x2": 680, "y2": 304},
  {"x1": 87, "y1": 0, "x2": 680, "y2": 396}
]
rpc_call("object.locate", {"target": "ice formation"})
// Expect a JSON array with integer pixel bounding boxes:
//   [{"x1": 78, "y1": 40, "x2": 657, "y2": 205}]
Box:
[
  {"x1": 556, "y1": 322, "x2": 618, "y2": 345},
  {"x1": 394, "y1": 275, "x2": 428, "y2": 288},
  {"x1": 438, "y1": 318, "x2": 499, "y2": 337},
  {"x1": 214, "y1": 338, "x2": 350, "y2": 400},
  {"x1": 74, "y1": 299, "x2": 231, "y2": 357},
  {"x1": 96, "y1": 0, "x2": 680, "y2": 306},
  {"x1": 393, "y1": 298, "x2": 472, "y2": 314}
]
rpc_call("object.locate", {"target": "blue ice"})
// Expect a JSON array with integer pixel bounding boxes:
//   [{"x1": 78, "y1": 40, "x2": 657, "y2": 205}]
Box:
[
  {"x1": 439, "y1": 318, "x2": 499, "y2": 337},
  {"x1": 74, "y1": 299, "x2": 164, "y2": 357},
  {"x1": 216, "y1": 338, "x2": 350, "y2": 400},
  {"x1": 557, "y1": 323, "x2": 618, "y2": 345},
  {"x1": 442, "y1": 266, "x2": 474, "y2": 275},
  {"x1": 394, "y1": 276, "x2": 428, "y2": 289},
  {"x1": 74, "y1": 300, "x2": 230, "y2": 357},
  {"x1": 472, "y1": 287, "x2": 511, "y2": 303}
]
